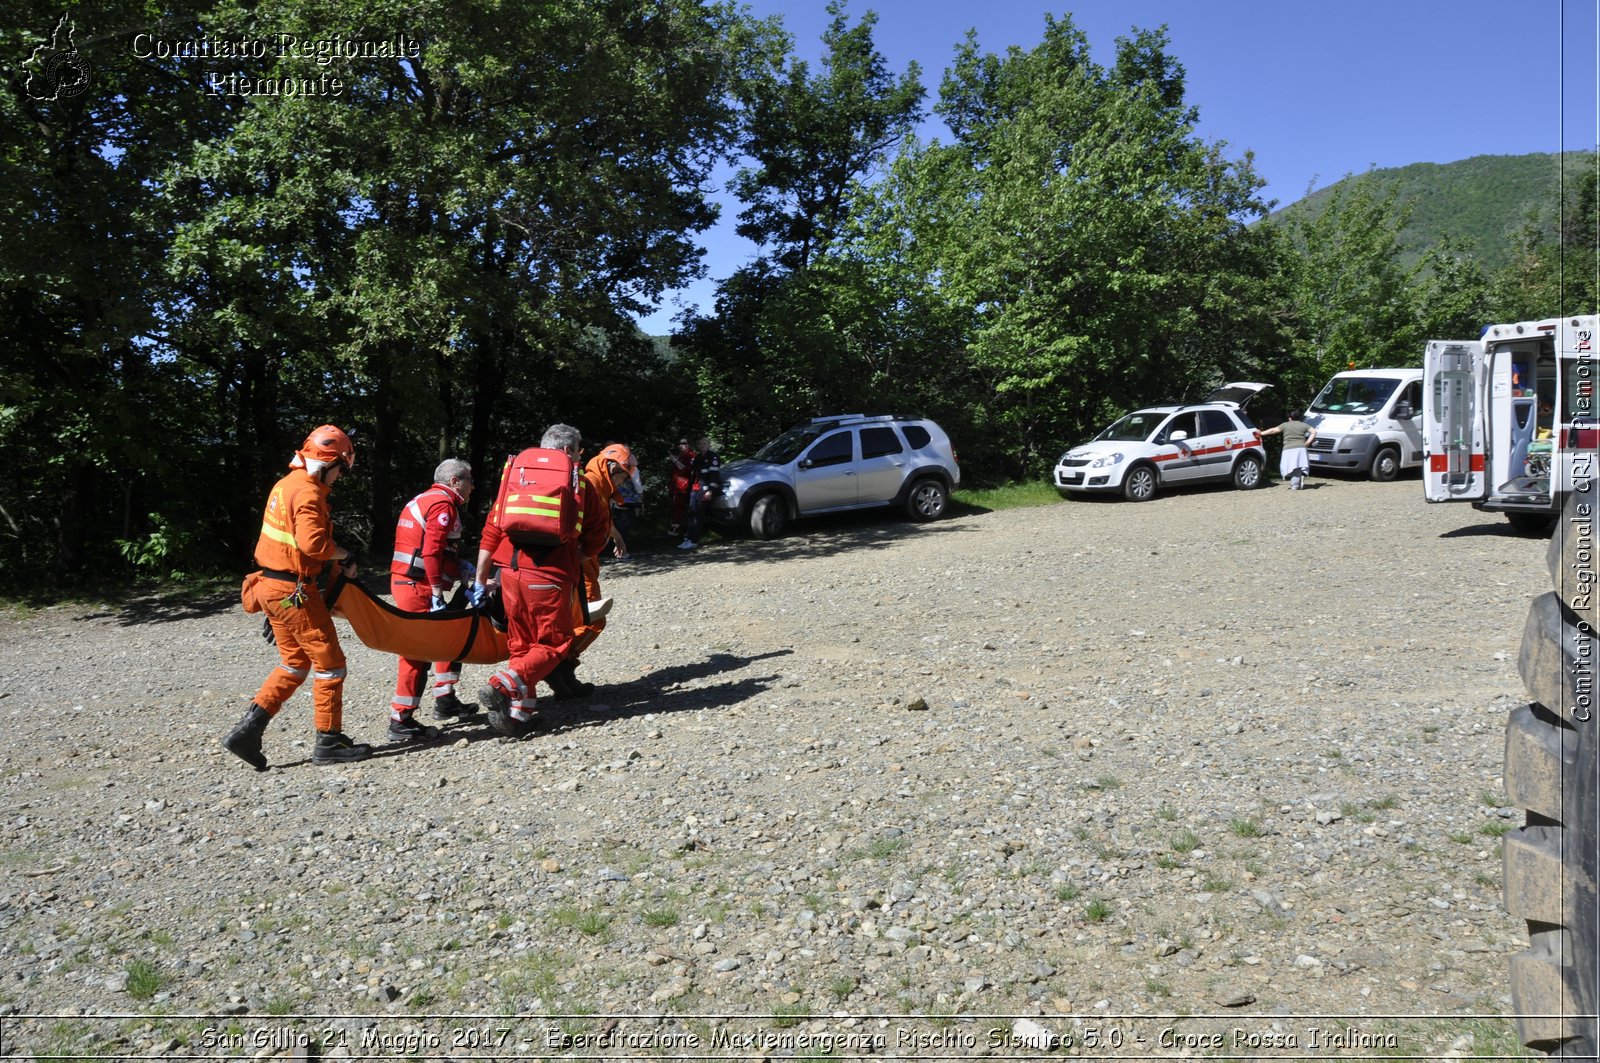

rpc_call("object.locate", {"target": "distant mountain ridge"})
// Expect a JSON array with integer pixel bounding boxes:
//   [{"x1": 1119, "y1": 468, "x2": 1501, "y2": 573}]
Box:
[{"x1": 1269, "y1": 151, "x2": 1596, "y2": 271}]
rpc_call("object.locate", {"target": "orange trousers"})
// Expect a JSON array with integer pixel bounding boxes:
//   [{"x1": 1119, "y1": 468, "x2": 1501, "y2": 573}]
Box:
[
  {"x1": 568, "y1": 554, "x2": 607, "y2": 659},
  {"x1": 252, "y1": 577, "x2": 346, "y2": 733}
]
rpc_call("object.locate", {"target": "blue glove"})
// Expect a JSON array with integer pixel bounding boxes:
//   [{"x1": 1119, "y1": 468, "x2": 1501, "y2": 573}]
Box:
[
  {"x1": 430, "y1": 594, "x2": 447, "y2": 612},
  {"x1": 458, "y1": 559, "x2": 477, "y2": 585},
  {"x1": 467, "y1": 584, "x2": 488, "y2": 608}
]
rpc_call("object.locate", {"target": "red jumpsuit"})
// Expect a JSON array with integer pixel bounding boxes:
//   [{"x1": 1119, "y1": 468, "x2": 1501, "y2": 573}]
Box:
[
  {"x1": 389, "y1": 482, "x2": 469, "y2": 714},
  {"x1": 669, "y1": 443, "x2": 695, "y2": 532},
  {"x1": 250, "y1": 469, "x2": 347, "y2": 733},
  {"x1": 479, "y1": 517, "x2": 577, "y2": 718}
]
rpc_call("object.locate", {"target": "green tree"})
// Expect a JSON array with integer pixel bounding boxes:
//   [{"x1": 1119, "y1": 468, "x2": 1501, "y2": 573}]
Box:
[
  {"x1": 877, "y1": 18, "x2": 1283, "y2": 476},
  {"x1": 1273, "y1": 174, "x2": 1425, "y2": 400}
]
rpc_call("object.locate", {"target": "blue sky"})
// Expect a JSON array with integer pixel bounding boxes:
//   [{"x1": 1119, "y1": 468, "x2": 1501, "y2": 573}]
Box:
[{"x1": 634, "y1": 0, "x2": 1600, "y2": 333}]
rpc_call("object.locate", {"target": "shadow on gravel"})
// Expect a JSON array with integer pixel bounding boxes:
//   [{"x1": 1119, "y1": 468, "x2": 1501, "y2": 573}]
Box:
[
  {"x1": 1439, "y1": 521, "x2": 1549, "y2": 539},
  {"x1": 80, "y1": 589, "x2": 238, "y2": 626},
  {"x1": 598, "y1": 515, "x2": 970, "y2": 575},
  {"x1": 538, "y1": 648, "x2": 795, "y2": 734}
]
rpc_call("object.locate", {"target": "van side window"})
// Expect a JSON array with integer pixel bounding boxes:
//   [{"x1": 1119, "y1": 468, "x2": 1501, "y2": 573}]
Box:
[
  {"x1": 860, "y1": 427, "x2": 905, "y2": 459},
  {"x1": 901, "y1": 425, "x2": 932, "y2": 449},
  {"x1": 804, "y1": 431, "x2": 854, "y2": 468},
  {"x1": 1400, "y1": 380, "x2": 1422, "y2": 412}
]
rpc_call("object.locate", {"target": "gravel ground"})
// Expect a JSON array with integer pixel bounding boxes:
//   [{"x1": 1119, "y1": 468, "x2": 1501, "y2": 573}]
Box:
[{"x1": 0, "y1": 477, "x2": 1549, "y2": 1059}]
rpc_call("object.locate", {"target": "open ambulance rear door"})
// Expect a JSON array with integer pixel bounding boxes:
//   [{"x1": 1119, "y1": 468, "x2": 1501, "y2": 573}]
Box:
[{"x1": 1422, "y1": 338, "x2": 1487, "y2": 502}]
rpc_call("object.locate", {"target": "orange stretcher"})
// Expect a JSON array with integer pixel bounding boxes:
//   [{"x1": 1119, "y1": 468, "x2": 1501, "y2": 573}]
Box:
[{"x1": 324, "y1": 574, "x2": 510, "y2": 664}]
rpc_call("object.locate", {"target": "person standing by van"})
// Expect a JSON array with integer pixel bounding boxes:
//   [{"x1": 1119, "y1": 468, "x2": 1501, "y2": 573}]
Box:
[{"x1": 1260, "y1": 413, "x2": 1318, "y2": 490}]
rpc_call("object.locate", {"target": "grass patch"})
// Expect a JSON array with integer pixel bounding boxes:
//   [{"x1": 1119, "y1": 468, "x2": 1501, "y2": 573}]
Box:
[
  {"x1": 771, "y1": 1002, "x2": 810, "y2": 1029},
  {"x1": 642, "y1": 908, "x2": 679, "y2": 928},
  {"x1": 1369, "y1": 794, "x2": 1400, "y2": 811},
  {"x1": 1479, "y1": 821, "x2": 1512, "y2": 837},
  {"x1": 827, "y1": 975, "x2": 857, "y2": 1001},
  {"x1": 1054, "y1": 884, "x2": 1081, "y2": 902},
  {"x1": 1156, "y1": 804, "x2": 1179, "y2": 821},
  {"x1": 952, "y1": 481, "x2": 1063, "y2": 512},
  {"x1": 1084, "y1": 899, "x2": 1112, "y2": 923},
  {"x1": 1448, "y1": 831, "x2": 1474, "y2": 845},
  {"x1": 1170, "y1": 830, "x2": 1201, "y2": 854},
  {"x1": 125, "y1": 959, "x2": 166, "y2": 1002},
  {"x1": 1228, "y1": 817, "x2": 1263, "y2": 838}
]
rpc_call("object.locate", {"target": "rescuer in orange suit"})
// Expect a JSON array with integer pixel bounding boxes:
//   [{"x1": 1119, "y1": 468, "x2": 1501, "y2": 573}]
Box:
[
  {"x1": 223, "y1": 425, "x2": 371, "y2": 770},
  {"x1": 388, "y1": 458, "x2": 477, "y2": 739},
  {"x1": 474, "y1": 424, "x2": 583, "y2": 738},
  {"x1": 547, "y1": 443, "x2": 636, "y2": 699}
]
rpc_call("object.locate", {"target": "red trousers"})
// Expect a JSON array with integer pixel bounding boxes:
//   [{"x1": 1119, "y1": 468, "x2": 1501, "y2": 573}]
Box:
[
  {"x1": 390, "y1": 576, "x2": 462, "y2": 714},
  {"x1": 487, "y1": 561, "x2": 574, "y2": 711},
  {"x1": 252, "y1": 577, "x2": 346, "y2": 733}
]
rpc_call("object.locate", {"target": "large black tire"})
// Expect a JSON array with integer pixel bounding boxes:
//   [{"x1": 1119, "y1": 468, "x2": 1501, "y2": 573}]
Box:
[
  {"x1": 748, "y1": 494, "x2": 787, "y2": 540},
  {"x1": 1121, "y1": 464, "x2": 1157, "y2": 502},
  {"x1": 1369, "y1": 445, "x2": 1400, "y2": 482},
  {"x1": 904, "y1": 478, "x2": 948, "y2": 522},
  {"x1": 1505, "y1": 482, "x2": 1598, "y2": 1056}
]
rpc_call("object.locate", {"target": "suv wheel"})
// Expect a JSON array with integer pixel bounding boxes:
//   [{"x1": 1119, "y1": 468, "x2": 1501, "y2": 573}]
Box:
[
  {"x1": 1122, "y1": 465, "x2": 1157, "y2": 502},
  {"x1": 1369, "y1": 445, "x2": 1400, "y2": 482},
  {"x1": 1231, "y1": 454, "x2": 1263, "y2": 490},
  {"x1": 748, "y1": 494, "x2": 787, "y2": 540},
  {"x1": 904, "y1": 478, "x2": 948, "y2": 521}
]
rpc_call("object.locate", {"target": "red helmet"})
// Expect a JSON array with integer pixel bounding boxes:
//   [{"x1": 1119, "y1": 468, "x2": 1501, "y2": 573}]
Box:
[{"x1": 295, "y1": 424, "x2": 356, "y2": 469}]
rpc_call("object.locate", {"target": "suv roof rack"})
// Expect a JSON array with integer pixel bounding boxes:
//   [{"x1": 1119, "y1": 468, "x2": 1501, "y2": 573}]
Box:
[{"x1": 806, "y1": 413, "x2": 922, "y2": 428}]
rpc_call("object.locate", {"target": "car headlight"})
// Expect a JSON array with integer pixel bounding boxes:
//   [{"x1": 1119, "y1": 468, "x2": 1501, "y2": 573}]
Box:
[{"x1": 1089, "y1": 453, "x2": 1124, "y2": 469}]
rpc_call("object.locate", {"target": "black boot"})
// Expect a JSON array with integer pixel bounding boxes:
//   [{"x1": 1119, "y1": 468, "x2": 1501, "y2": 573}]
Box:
[
  {"x1": 433, "y1": 691, "x2": 479, "y2": 720},
  {"x1": 545, "y1": 659, "x2": 594, "y2": 699},
  {"x1": 388, "y1": 712, "x2": 441, "y2": 743},
  {"x1": 312, "y1": 730, "x2": 372, "y2": 765},
  {"x1": 222, "y1": 704, "x2": 271, "y2": 771}
]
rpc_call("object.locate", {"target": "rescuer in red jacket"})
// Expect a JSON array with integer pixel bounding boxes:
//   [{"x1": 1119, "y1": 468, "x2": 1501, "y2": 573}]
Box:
[
  {"x1": 388, "y1": 458, "x2": 477, "y2": 738},
  {"x1": 223, "y1": 425, "x2": 370, "y2": 770},
  {"x1": 474, "y1": 424, "x2": 583, "y2": 738}
]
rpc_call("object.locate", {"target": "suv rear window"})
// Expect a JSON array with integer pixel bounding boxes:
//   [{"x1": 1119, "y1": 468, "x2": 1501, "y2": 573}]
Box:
[
  {"x1": 1198, "y1": 410, "x2": 1237, "y2": 435},
  {"x1": 901, "y1": 425, "x2": 931, "y2": 449},
  {"x1": 860, "y1": 427, "x2": 905, "y2": 459}
]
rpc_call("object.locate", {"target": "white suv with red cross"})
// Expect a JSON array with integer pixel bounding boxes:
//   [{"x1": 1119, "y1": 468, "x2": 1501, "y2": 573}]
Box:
[{"x1": 1053, "y1": 384, "x2": 1271, "y2": 502}]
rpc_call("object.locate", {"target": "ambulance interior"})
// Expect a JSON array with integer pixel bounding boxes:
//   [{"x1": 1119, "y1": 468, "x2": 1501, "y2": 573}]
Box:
[{"x1": 1496, "y1": 338, "x2": 1556, "y2": 496}]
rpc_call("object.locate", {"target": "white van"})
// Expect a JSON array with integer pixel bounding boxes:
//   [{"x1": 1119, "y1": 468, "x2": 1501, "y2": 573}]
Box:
[{"x1": 1302, "y1": 368, "x2": 1424, "y2": 481}]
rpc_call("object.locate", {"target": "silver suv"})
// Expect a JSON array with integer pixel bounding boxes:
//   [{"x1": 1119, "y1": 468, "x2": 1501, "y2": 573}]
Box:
[{"x1": 709, "y1": 414, "x2": 961, "y2": 539}]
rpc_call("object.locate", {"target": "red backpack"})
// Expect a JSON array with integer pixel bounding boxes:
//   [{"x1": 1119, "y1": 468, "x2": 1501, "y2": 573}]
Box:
[{"x1": 489, "y1": 448, "x2": 582, "y2": 548}]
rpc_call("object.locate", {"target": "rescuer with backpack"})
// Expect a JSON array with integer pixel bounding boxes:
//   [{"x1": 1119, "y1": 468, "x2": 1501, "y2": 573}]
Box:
[
  {"x1": 388, "y1": 458, "x2": 478, "y2": 738},
  {"x1": 223, "y1": 425, "x2": 371, "y2": 770},
  {"x1": 474, "y1": 424, "x2": 585, "y2": 738},
  {"x1": 548, "y1": 443, "x2": 637, "y2": 699}
]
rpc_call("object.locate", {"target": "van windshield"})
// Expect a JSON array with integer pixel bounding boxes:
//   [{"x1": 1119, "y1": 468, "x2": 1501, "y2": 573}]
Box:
[
  {"x1": 1095, "y1": 412, "x2": 1165, "y2": 442},
  {"x1": 751, "y1": 426, "x2": 822, "y2": 464},
  {"x1": 1309, "y1": 377, "x2": 1399, "y2": 416}
]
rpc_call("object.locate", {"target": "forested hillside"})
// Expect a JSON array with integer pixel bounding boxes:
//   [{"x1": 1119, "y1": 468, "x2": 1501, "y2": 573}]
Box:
[
  {"x1": 1271, "y1": 152, "x2": 1596, "y2": 272},
  {"x1": 2, "y1": 2, "x2": 1594, "y2": 590}
]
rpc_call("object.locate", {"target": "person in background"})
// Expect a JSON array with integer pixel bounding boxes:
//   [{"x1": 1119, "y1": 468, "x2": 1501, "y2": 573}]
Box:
[
  {"x1": 678, "y1": 435, "x2": 721, "y2": 550},
  {"x1": 388, "y1": 458, "x2": 477, "y2": 737},
  {"x1": 223, "y1": 425, "x2": 370, "y2": 769},
  {"x1": 667, "y1": 437, "x2": 695, "y2": 538},
  {"x1": 1259, "y1": 413, "x2": 1318, "y2": 491}
]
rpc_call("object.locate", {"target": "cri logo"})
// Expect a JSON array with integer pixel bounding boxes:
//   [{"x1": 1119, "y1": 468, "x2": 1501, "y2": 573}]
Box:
[{"x1": 1578, "y1": 329, "x2": 1593, "y2": 353}]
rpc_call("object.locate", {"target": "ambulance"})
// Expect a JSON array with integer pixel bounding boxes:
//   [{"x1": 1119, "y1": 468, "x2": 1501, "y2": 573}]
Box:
[{"x1": 1422, "y1": 314, "x2": 1600, "y2": 532}]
